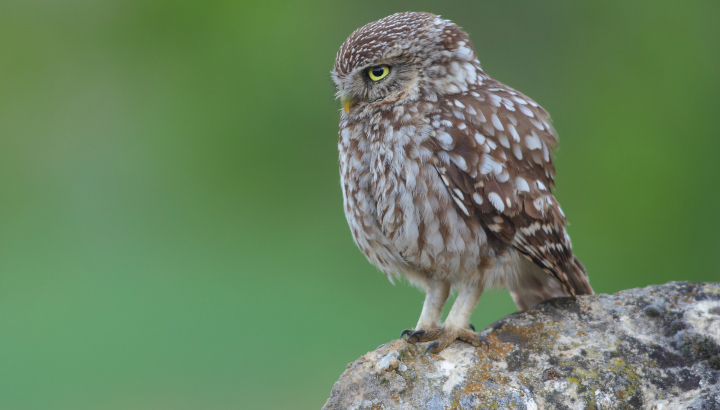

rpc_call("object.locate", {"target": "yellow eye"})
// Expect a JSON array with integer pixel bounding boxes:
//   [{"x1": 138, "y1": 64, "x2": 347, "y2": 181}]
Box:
[{"x1": 368, "y1": 65, "x2": 390, "y2": 81}]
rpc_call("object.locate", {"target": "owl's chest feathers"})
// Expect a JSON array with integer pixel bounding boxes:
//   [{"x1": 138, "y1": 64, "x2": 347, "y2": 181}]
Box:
[{"x1": 340, "y1": 113, "x2": 489, "y2": 279}]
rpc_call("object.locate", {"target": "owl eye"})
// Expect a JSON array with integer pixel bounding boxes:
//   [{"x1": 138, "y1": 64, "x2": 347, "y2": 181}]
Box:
[{"x1": 368, "y1": 65, "x2": 390, "y2": 81}]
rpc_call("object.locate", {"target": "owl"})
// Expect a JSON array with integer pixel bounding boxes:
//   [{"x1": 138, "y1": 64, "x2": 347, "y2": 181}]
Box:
[{"x1": 331, "y1": 12, "x2": 593, "y2": 354}]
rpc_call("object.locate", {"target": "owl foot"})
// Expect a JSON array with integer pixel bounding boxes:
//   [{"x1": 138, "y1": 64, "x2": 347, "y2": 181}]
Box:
[{"x1": 400, "y1": 326, "x2": 489, "y2": 354}]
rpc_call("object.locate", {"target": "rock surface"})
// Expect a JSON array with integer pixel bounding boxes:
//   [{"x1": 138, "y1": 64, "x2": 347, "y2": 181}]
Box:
[{"x1": 322, "y1": 282, "x2": 720, "y2": 410}]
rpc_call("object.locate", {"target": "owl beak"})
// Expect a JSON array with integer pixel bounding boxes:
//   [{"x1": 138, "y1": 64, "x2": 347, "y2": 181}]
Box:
[{"x1": 341, "y1": 91, "x2": 358, "y2": 113}]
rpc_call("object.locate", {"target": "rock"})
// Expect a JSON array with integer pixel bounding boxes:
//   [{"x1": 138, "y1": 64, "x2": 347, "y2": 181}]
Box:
[{"x1": 322, "y1": 282, "x2": 720, "y2": 410}]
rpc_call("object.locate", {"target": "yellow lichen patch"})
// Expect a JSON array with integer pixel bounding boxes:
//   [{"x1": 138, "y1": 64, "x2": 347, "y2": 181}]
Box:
[
  {"x1": 705, "y1": 283, "x2": 720, "y2": 295},
  {"x1": 561, "y1": 356, "x2": 642, "y2": 408},
  {"x1": 517, "y1": 374, "x2": 533, "y2": 386},
  {"x1": 608, "y1": 357, "x2": 640, "y2": 385},
  {"x1": 580, "y1": 367, "x2": 602, "y2": 379}
]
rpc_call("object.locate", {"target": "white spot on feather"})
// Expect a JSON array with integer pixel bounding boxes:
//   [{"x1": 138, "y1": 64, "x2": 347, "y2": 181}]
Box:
[
  {"x1": 452, "y1": 155, "x2": 468, "y2": 171},
  {"x1": 508, "y1": 123, "x2": 520, "y2": 142},
  {"x1": 542, "y1": 142, "x2": 550, "y2": 162},
  {"x1": 472, "y1": 193, "x2": 483, "y2": 204},
  {"x1": 453, "y1": 196, "x2": 470, "y2": 216},
  {"x1": 519, "y1": 105, "x2": 534, "y2": 117},
  {"x1": 498, "y1": 134, "x2": 510, "y2": 148},
  {"x1": 448, "y1": 61, "x2": 461, "y2": 75},
  {"x1": 496, "y1": 170, "x2": 510, "y2": 182},
  {"x1": 512, "y1": 144, "x2": 523, "y2": 160},
  {"x1": 491, "y1": 113, "x2": 504, "y2": 131},
  {"x1": 462, "y1": 62, "x2": 476, "y2": 80},
  {"x1": 446, "y1": 84, "x2": 460, "y2": 93},
  {"x1": 456, "y1": 46, "x2": 473, "y2": 60},
  {"x1": 488, "y1": 192, "x2": 505, "y2": 212},
  {"x1": 525, "y1": 131, "x2": 542, "y2": 150},
  {"x1": 533, "y1": 197, "x2": 545, "y2": 211},
  {"x1": 502, "y1": 98, "x2": 515, "y2": 111},
  {"x1": 530, "y1": 118, "x2": 545, "y2": 130},
  {"x1": 516, "y1": 177, "x2": 530, "y2": 192},
  {"x1": 437, "y1": 132, "x2": 453, "y2": 147},
  {"x1": 479, "y1": 153, "x2": 503, "y2": 175}
]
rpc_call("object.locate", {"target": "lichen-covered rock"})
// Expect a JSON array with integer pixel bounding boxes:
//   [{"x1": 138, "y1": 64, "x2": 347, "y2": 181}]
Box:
[{"x1": 322, "y1": 282, "x2": 720, "y2": 410}]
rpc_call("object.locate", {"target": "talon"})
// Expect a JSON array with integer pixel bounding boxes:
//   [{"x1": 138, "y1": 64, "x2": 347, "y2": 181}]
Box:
[
  {"x1": 469, "y1": 324, "x2": 475, "y2": 331},
  {"x1": 407, "y1": 330, "x2": 426, "y2": 343},
  {"x1": 425, "y1": 342, "x2": 440, "y2": 355},
  {"x1": 479, "y1": 335, "x2": 490, "y2": 350},
  {"x1": 400, "y1": 329, "x2": 413, "y2": 339}
]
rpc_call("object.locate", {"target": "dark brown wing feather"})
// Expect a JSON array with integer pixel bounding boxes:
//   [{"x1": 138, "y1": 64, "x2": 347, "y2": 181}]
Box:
[{"x1": 429, "y1": 78, "x2": 593, "y2": 296}]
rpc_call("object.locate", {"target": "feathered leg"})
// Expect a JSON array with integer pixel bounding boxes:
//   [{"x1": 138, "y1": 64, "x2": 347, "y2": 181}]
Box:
[
  {"x1": 415, "y1": 279, "x2": 450, "y2": 329},
  {"x1": 400, "y1": 279, "x2": 449, "y2": 340}
]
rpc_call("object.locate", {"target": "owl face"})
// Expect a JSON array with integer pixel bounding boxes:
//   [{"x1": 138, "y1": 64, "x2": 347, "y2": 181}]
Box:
[
  {"x1": 332, "y1": 12, "x2": 475, "y2": 115},
  {"x1": 334, "y1": 57, "x2": 420, "y2": 113}
]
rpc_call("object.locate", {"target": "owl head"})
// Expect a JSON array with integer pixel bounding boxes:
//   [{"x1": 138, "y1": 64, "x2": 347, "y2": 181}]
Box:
[{"x1": 332, "y1": 12, "x2": 479, "y2": 115}]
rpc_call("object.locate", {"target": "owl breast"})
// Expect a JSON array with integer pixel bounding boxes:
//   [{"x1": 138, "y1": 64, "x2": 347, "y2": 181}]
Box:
[{"x1": 339, "y1": 103, "x2": 491, "y2": 284}]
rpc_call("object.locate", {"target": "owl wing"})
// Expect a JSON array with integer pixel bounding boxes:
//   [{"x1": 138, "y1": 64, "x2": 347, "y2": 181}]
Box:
[{"x1": 428, "y1": 79, "x2": 592, "y2": 296}]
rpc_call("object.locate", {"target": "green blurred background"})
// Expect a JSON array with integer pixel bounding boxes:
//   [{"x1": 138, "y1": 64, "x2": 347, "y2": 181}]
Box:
[{"x1": 0, "y1": 0, "x2": 718, "y2": 408}]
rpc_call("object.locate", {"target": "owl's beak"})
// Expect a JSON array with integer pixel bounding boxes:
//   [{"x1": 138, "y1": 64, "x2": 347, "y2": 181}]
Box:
[{"x1": 341, "y1": 91, "x2": 358, "y2": 113}]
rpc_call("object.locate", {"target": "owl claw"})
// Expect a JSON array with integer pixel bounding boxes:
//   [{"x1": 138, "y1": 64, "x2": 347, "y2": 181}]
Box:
[
  {"x1": 457, "y1": 329, "x2": 490, "y2": 350},
  {"x1": 479, "y1": 335, "x2": 490, "y2": 350},
  {"x1": 469, "y1": 324, "x2": 475, "y2": 331},
  {"x1": 424, "y1": 342, "x2": 440, "y2": 355},
  {"x1": 407, "y1": 330, "x2": 426, "y2": 343},
  {"x1": 400, "y1": 329, "x2": 413, "y2": 339}
]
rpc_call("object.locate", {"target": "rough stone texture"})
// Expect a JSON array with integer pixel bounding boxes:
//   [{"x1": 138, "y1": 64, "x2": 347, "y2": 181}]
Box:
[{"x1": 322, "y1": 282, "x2": 720, "y2": 410}]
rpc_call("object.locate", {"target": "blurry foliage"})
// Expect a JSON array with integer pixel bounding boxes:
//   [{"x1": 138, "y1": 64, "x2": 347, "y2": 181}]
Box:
[{"x1": 0, "y1": 1, "x2": 718, "y2": 409}]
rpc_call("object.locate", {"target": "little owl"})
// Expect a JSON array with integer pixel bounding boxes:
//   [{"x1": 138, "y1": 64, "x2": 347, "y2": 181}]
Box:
[{"x1": 332, "y1": 12, "x2": 593, "y2": 354}]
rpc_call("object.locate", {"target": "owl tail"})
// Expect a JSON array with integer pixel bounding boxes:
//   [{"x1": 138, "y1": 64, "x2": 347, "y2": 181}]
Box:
[
  {"x1": 563, "y1": 256, "x2": 594, "y2": 296},
  {"x1": 509, "y1": 254, "x2": 569, "y2": 310},
  {"x1": 509, "y1": 253, "x2": 594, "y2": 310}
]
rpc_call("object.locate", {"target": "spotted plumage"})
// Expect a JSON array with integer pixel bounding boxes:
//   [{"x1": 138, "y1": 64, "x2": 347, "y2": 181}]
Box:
[{"x1": 332, "y1": 12, "x2": 592, "y2": 353}]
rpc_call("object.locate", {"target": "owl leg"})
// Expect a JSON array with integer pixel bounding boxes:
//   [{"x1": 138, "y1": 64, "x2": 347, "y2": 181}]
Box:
[
  {"x1": 399, "y1": 279, "x2": 449, "y2": 340},
  {"x1": 416, "y1": 279, "x2": 451, "y2": 329},
  {"x1": 405, "y1": 283, "x2": 489, "y2": 354}
]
